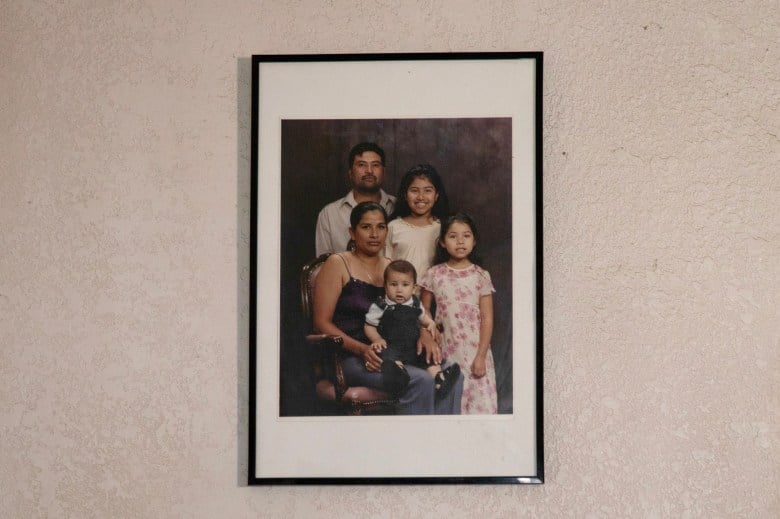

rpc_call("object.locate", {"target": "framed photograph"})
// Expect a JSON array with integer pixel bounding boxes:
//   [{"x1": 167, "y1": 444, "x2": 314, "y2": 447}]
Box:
[{"x1": 249, "y1": 52, "x2": 543, "y2": 484}]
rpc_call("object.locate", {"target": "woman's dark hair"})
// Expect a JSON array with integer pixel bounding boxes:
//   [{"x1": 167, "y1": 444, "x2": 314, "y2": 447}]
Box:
[
  {"x1": 389, "y1": 164, "x2": 449, "y2": 221},
  {"x1": 349, "y1": 201, "x2": 388, "y2": 229},
  {"x1": 433, "y1": 212, "x2": 483, "y2": 266}
]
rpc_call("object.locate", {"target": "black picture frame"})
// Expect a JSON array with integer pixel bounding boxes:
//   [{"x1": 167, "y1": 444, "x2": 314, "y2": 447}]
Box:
[{"x1": 249, "y1": 52, "x2": 543, "y2": 484}]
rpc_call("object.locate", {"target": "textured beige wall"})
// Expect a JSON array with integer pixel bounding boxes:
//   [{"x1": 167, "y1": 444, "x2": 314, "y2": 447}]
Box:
[{"x1": 2, "y1": 0, "x2": 778, "y2": 517}]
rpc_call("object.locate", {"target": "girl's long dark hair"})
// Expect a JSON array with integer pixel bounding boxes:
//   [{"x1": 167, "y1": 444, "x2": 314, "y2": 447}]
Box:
[
  {"x1": 433, "y1": 212, "x2": 483, "y2": 266},
  {"x1": 389, "y1": 164, "x2": 449, "y2": 221}
]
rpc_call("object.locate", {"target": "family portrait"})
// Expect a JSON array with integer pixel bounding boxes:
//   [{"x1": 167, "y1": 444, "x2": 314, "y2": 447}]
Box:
[
  {"x1": 250, "y1": 53, "x2": 541, "y2": 482},
  {"x1": 278, "y1": 118, "x2": 514, "y2": 417}
]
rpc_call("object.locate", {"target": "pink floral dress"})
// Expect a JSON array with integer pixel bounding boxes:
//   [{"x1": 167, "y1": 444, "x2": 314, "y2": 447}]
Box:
[{"x1": 420, "y1": 263, "x2": 497, "y2": 414}]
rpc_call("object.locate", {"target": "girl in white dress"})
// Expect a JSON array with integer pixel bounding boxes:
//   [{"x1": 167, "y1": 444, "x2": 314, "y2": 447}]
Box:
[
  {"x1": 384, "y1": 164, "x2": 450, "y2": 278},
  {"x1": 420, "y1": 213, "x2": 497, "y2": 414}
]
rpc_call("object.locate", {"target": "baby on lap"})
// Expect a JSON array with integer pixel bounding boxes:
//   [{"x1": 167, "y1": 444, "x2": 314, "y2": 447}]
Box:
[{"x1": 364, "y1": 260, "x2": 460, "y2": 398}]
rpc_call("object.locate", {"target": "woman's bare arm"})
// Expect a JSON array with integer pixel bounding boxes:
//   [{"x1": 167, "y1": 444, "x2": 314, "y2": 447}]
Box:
[{"x1": 312, "y1": 254, "x2": 383, "y2": 368}]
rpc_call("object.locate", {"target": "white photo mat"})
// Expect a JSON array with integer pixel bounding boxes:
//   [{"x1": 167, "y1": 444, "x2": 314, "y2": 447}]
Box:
[{"x1": 250, "y1": 53, "x2": 542, "y2": 483}]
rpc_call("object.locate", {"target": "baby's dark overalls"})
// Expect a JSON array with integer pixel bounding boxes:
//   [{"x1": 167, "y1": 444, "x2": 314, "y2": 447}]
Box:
[{"x1": 375, "y1": 296, "x2": 430, "y2": 394}]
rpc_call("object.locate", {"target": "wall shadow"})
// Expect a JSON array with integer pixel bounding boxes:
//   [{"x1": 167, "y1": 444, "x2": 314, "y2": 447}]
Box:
[{"x1": 236, "y1": 56, "x2": 251, "y2": 486}]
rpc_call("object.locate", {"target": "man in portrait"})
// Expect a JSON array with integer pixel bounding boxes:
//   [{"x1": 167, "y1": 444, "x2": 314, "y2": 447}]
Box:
[{"x1": 314, "y1": 142, "x2": 396, "y2": 256}]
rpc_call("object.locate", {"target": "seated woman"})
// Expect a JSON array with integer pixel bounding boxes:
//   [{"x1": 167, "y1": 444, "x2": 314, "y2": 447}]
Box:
[{"x1": 313, "y1": 201, "x2": 463, "y2": 414}]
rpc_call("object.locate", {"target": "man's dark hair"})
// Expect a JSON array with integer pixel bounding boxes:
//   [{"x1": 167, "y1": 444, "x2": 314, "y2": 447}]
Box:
[
  {"x1": 384, "y1": 259, "x2": 418, "y2": 284},
  {"x1": 348, "y1": 142, "x2": 385, "y2": 168}
]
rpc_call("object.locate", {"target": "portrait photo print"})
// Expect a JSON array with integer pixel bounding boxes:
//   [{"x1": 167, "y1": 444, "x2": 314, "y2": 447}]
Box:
[{"x1": 279, "y1": 118, "x2": 514, "y2": 416}]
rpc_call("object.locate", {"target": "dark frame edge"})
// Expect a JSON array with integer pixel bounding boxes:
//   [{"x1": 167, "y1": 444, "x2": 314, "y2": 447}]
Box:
[
  {"x1": 247, "y1": 55, "x2": 261, "y2": 485},
  {"x1": 251, "y1": 51, "x2": 542, "y2": 63},
  {"x1": 534, "y1": 52, "x2": 545, "y2": 484},
  {"x1": 247, "y1": 51, "x2": 544, "y2": 486},
  {"x1": 248, "y1": 476, "x2": 543, "y2": 486}
]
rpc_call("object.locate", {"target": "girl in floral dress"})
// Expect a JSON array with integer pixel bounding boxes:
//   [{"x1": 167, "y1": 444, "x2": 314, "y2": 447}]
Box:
[{"x1": 420, "y1": 213, "x2": 497, "y2": 414}]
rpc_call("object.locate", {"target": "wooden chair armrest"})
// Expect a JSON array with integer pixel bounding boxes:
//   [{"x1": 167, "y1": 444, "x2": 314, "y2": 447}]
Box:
[
  {"x1": 332, "y1": 350, "x2": 348, "y2": 402},
  {"x1": 306, "y1": 333, "x2": 348, "y2": 402}
]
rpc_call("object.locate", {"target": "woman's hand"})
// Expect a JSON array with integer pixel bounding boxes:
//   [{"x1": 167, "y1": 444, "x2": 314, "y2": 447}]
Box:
[
  {"x1": 424, "y1": 320, "x2": 440, "y2": 343},
  {"x1": 471, "y1": 354, "x2": 487, "y2": 379},
  {"x1": 362, "y1": 345, "x2": 384, "y2": 372},
  {"x1": 417, "y1": 328, "x2": 442, "y2": 365}
]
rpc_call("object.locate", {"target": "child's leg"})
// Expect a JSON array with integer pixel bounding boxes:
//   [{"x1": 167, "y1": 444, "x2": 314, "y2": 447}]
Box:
[
  {"x1": 395, "y1": 365, "x2": 435, "y2": 415},
  {"x1": 433, "y1": 359, "x2": 463, "y2": 414},
  {"x1": 417, "y1": 356, "x2": 456, "y2": 397},
  {"x1": 433, "y1": 363, "x2": 461, "y2": 401},
  {"x1": 381, "y1": 360, "x2": 411, "y2": 395}
]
